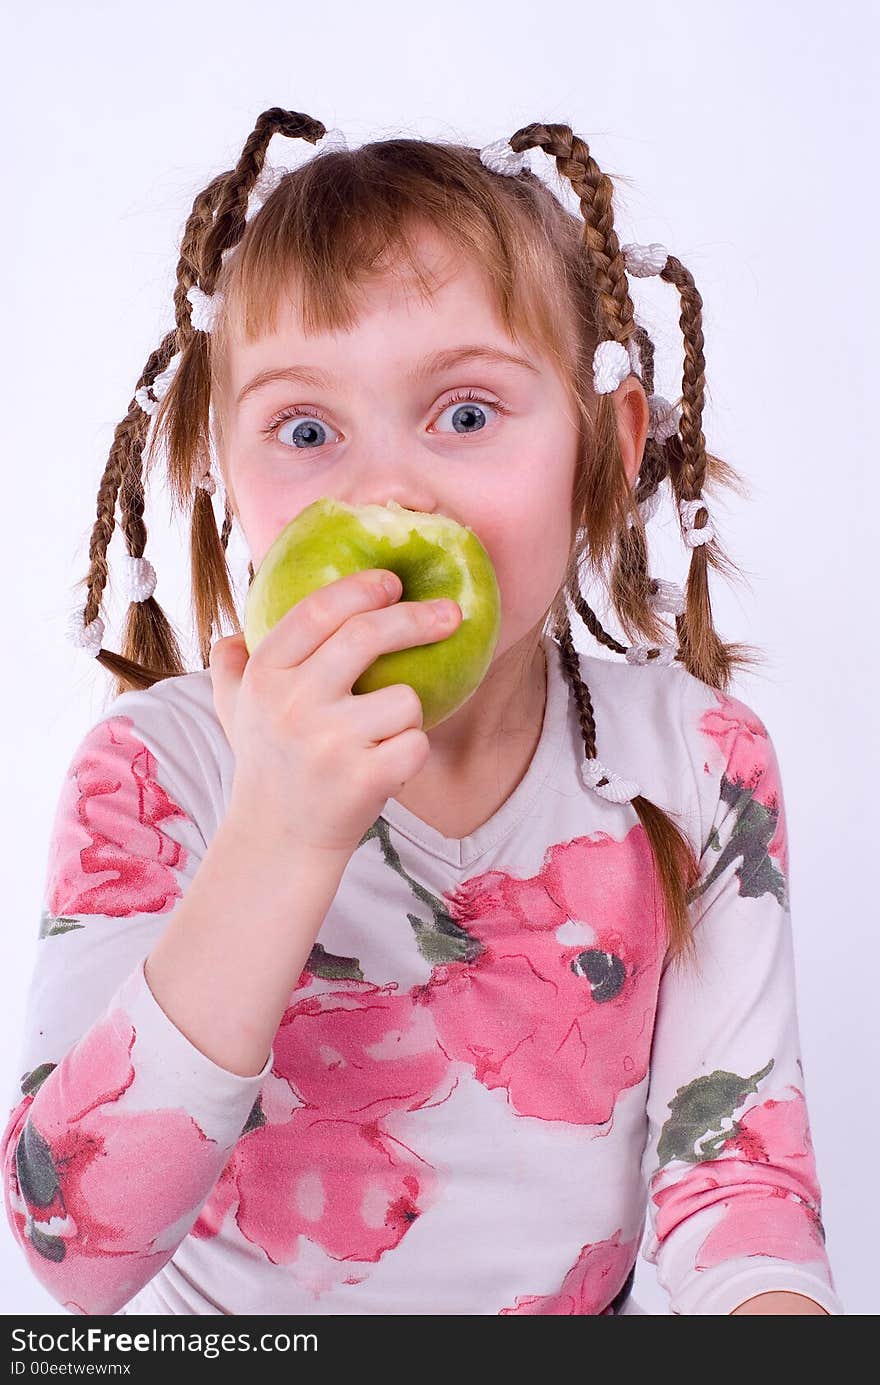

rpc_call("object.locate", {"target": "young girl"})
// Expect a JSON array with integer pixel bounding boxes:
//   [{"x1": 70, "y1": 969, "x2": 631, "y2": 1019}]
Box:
[{"x1": 3, "y1": 107, "x2": 843, "y2": 1317}]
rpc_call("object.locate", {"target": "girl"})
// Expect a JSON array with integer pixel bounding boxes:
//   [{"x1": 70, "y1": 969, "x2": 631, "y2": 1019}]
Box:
[{"x1": 2, "y1": 107, "x2": 843, "y2": 1316}]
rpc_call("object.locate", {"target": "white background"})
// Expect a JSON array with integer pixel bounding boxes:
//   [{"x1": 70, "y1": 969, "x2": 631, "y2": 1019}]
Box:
[{"x1": 1, "y1": 0, "x2": 876, "y2": 1316}]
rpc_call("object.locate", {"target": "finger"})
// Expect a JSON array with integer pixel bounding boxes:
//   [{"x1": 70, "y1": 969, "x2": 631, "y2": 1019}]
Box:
[
  {"x1": 253, "y1": 570, "x2": 401, "y2": 672},
  {"x1": 367, "y1": 726, "x2": 432, "y2": 793},
  {"x1": 209, "y1": 635, "x2": 249, "y2": 739},
  {"x1": 305, "y1": 597, "x2": 460, "y2": 702},
  {"x1": 341, "y1": 680, "x2": 425, "y2": 746}
]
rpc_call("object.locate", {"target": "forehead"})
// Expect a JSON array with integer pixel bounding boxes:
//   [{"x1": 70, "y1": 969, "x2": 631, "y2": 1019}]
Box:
[
  {"x1": 234, "y1": 222, "x2": 509, "y2": 349},
  {"x1": 225, "y1": 227, "x2": 523, "y2": 386}
]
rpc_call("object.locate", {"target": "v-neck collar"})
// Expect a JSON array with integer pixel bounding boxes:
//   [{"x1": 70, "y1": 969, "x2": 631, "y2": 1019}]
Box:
[{"x1": 379, "y1": 632, "x2": 568, "y2": 868}]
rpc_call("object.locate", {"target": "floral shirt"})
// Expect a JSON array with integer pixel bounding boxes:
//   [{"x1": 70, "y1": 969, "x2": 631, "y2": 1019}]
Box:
[{"x1": 2, "y1": 632, "x2": 844, "y2": 1315}]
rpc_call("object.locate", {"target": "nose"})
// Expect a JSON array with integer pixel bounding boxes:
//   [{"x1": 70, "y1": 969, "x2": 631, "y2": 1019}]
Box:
[{"x1": 341, "y1": 444, "x2": 440, "y2": 517}]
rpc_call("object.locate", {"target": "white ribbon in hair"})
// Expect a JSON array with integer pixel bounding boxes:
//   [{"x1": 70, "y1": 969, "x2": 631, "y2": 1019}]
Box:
[
  {"x1": 679, "y1": 496, "x2": 716, "y2": 548},
  {"x1": 119, "y1": 555, "x2": 158, "y2": 603},
  {"x1": 625, "y1": 644, "x2": 677, "y2": 667},
  {"x1": 67, "y1": 610, "x2": 105, "y2": 657},
  {"x1": 581, "y1": 756, "x2": 641, "y2": 804},
  {"x1": 649, "y1": 578, "x2": 687, "y2": 616}
]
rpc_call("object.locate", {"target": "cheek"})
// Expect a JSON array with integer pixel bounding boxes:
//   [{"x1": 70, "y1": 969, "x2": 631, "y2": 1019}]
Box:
[
  {"x1": 237, "y1": 492, "x2": 300, "y2": 572},
  {"x1": 474, "y1": 492, "x2": 571, "y2": 620},
  {"x1": 231, "y1": 465, "x2": 322, "y2": 571}
]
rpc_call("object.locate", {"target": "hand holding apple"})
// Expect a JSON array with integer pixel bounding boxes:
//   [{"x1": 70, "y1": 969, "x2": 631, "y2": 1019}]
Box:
[
  {"x1": 211, "y1": 569, "x2": 463, "y2": 860},
  {"x1": 243, "y1": 498, "x2": 502, "y2": 730}
]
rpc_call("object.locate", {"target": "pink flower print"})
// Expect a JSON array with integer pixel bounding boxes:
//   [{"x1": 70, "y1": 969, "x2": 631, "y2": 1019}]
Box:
[
  {"x1": 698, "y1": 692, "x2": 788, "y2": 879},
  {"x1": 415, "y1": 826, "x2": 665, "y2": 1125},
  {"x1": 193, "y1": 978, "x2": 455, "y2": 1267},
  {"x1": 651, "y1": 1090, "x2": 826, "y2": 1268},
  {"x1": 273, "y1": 977, "x2": 454, "y2": 1117},
  {"x1": 45, "y1": 716, "x2": 192, "y2": 919},
  {"x1": 196, "y1": 1107, "x2": 439, "y2": 1267},
  {"x1": 5, "y1": 1012, "x2": 222, "y2": 1315},
  {"x1": 499, "y1": 1230, "x2": 640, "y2": 1314}
]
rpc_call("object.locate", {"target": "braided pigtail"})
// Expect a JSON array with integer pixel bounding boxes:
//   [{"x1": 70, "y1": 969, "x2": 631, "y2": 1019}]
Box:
[
  {"x1": 656, "y1": 254, "x2": 760, "y2": 687},
  {"x1": 68, "y1": 334, "x2": 189, "y2": 702},
  {"x1": 158, "y1": 109, "x2": 326, "y2": 668},
  {"x1": 70, "y1": 108, "x2": 327, "y2": 704},
  {"x1": 504, "y1": 121, "x2": 766, "y2": 967}
]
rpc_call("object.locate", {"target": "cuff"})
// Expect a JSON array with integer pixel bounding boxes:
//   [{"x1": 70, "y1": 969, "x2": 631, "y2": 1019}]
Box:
[
  {"x1": 671, "y1": 1259, "x2": 845, "y2": 1315},
  {"x1": 105, "y1": 959, "x2": 274, "y2": 1148}
]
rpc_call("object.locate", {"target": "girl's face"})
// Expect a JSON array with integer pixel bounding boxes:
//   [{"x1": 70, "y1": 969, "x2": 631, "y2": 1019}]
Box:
[{"x1": 222, "y1": 226, "x2": 582, "y2": 669}]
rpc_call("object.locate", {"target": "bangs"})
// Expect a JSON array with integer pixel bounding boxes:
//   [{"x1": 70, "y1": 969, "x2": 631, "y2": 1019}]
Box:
[{"x1": 209, "y1": 139, "x2": 596, "y2": 415}]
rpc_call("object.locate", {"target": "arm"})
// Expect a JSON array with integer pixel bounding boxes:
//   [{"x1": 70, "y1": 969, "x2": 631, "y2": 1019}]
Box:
[
  {"x1": 638, "y1": 680, "x2": 844, "y2": 1316},
  {"x1": 2, "y1": 702, "x2": 344, "y2": 1314},
  {"x1": 144, "y1": 812, "x2": 347, "y2": 1079}
]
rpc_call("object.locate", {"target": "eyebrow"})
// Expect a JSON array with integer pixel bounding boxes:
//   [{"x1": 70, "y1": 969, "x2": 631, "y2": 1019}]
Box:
[{"x1": 235, "y1": 344, "x2": 540, "y2": 409}]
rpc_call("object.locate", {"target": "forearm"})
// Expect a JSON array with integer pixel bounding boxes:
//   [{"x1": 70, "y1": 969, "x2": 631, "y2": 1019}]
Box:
[
  {"x1": 145, "y1": 817, "x2": 348, "y2": 1078},
  {"x1": 730, "y1": 1292, "x2": 830, "y2": 1315}
]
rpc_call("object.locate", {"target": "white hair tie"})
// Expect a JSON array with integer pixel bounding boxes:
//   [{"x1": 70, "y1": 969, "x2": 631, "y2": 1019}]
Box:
[
  {"x1": 679, "y1": 496, "x2": 716, "y2": 547},
  {"x1": 648, "y1": 394, "x2": 681, "y2": 443},
  {"x1": 592, "y1": 340, "x2": 631, "y2": 395},
  {"x1": 625, "y1": 643, "x2": 677, "y2": 667},
  {"x1": 67, "y1": 610, "x2": 105, "y2": 657},
  {"x1": 581, "y1": 756, "x2": 641, "y2": 805},
  {"x1": 186, "y1": 284, "x2": 221, "y2": 334},
  {"x1": 649, "y1": 578, "x2": 687, "y2": 617},
  {"x1": 119, "y1": 555, "x2": 157, "y2": 603},
  {"x1": 621, "y1": 242, "x2": 669, "y2": 277},
  {"x1": 479, "y1": 137, "x2": 530, "y2": 176},
  {"x1": 134, "y1": 350, "x2": 183, "y2": 416}
]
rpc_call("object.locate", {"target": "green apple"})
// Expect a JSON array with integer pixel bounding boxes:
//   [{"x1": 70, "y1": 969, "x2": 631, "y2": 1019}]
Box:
[{"x1": 243, "y1": 497, "x2": 502, "y2": 730}]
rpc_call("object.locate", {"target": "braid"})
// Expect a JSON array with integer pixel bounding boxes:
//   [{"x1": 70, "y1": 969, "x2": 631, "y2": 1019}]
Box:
[
  {"x1": 198, "y1": 109, "x2": 325, "y2": 289},
  {"x1": 658, "y1": 253, "x2": 754, "y2": 687},
  {"x1": 171, "y1": 110, "x2": 325, "y2": 670},
  {"x1": 511, "y1": 120, "x2": 760, "y2": 694},
  {"x1": 509, "y1": 123, "x2": 667, "y2": 647},
  {"x1": 220, "y1": 499, "x2": 234, "y2": 552},
  {"x1": 555, "y1": 601, "x2": 700, "y2": 968},
  {"x1": 77, "y1": 108, "x2": 326, "y2": 699},
  {"x1": 611, "y1": 319, "x2": 681, "y2": 641},
  {"x1": 77, "y1": 333, "x2": 187, "y2": 703},
  {"x1": 509, "y1": 120, "x2": 750, "y2": 966},
  {"x1": 117, "y1": 415, "x2": 188, "y2": 684},
  {"x1": 509, "y1": 123, "x2": 636, "y2": 341},
  {"x1": 555, "y1": 612, "x2": 602, "y2": 766}
]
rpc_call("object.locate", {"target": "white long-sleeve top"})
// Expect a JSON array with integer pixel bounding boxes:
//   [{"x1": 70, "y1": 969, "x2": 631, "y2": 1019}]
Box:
[{"x1": 2, "y1": 632, "x2": 844, "y2": 1315}]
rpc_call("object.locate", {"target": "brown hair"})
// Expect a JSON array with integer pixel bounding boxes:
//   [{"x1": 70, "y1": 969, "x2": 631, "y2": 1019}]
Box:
[{"x1": 72, "y1": 107, "x2": 762, "y2": 973}]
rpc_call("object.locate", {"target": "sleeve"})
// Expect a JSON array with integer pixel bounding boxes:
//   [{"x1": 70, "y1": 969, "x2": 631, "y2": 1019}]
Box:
[
  {"x1": 1, "y1": 697, "x2": 273, "y2": 1316},
  {"x1": 638, "y1": 678, "x2": 845, "y2": 1315}
]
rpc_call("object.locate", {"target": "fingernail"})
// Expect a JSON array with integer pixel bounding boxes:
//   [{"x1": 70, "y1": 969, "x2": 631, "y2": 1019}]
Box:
[{"x1": 381, "y1": 572, "x2": 402, "y2": 597}]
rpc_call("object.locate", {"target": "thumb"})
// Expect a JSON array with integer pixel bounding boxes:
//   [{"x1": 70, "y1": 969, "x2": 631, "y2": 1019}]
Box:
[{"x1": 209, "y1": 634, "x2": 250, "y2": 745}]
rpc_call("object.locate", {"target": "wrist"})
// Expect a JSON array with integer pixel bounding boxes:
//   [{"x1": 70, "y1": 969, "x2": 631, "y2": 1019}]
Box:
[
  {"x1": 730, "y1": 1291, "x2": 830, "y2": 1315},
  {"x1": 219, "y1": 813, "x2": 352, "y2": 877}
]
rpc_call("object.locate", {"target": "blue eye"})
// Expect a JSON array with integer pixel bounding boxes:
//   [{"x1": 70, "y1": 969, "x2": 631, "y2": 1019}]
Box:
[
  {"x1": 431, "y1": 391, "x2": 504, "y2": 435},
  {"x1": 262, "y1": 389, "x2": 509, "y2": 450},
  {"x1": 268, "y1": 409, "x2": 340, "y2": 450}
]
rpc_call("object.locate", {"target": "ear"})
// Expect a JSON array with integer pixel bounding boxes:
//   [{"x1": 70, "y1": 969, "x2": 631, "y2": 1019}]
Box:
[{"x1": 613, "y1": 375, "x2": 650, "y2": 487}]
